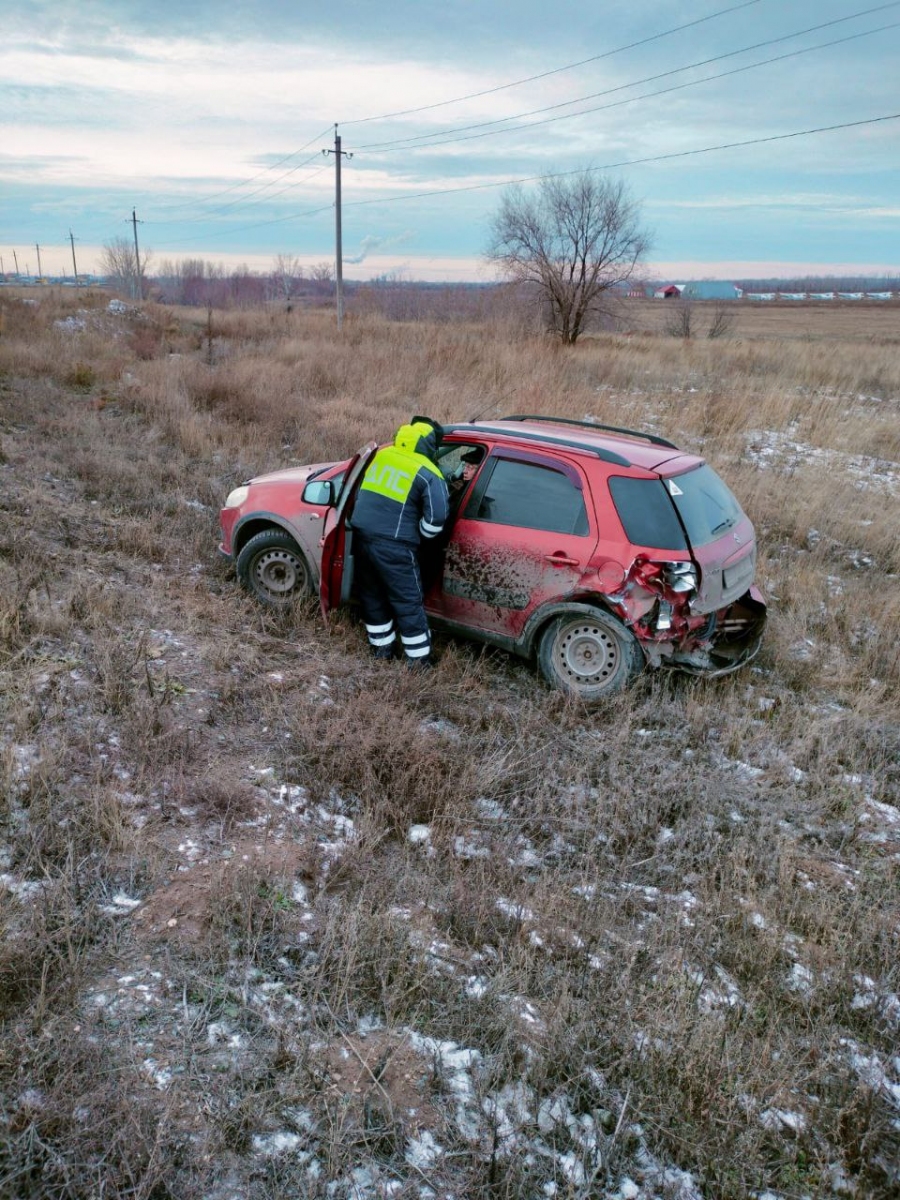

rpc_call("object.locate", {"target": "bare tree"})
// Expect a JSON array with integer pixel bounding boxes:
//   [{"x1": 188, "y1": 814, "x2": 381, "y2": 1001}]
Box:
[
  {"x1": 272, "y1": 254, "x2": 305, "y2": 301},
  {"x1": 706, "y1": 302, "x2": 736, "y2": 339},
  {"x1": 665, "y1": 300, "x2": 737, "y2": 340},
  {"x1": 665, "y1": 301, "x2": 694, "y2": 339},
  {"x1": 486, "y1": 173, "x2": 651, "y2": 344},
  {"x1": 100, "y1": 236, "x2": 151, "y2": 300}
]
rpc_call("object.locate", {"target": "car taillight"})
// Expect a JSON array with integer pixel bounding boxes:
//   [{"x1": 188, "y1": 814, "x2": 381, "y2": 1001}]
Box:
[{"x1": 661, "y1": 562, "x2": 698, "y2": 594}]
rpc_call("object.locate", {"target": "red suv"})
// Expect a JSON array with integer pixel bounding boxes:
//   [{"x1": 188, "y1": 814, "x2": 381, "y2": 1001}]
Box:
[{"x1": 219, "y1": 416, "x2": 766, "y2": 700}]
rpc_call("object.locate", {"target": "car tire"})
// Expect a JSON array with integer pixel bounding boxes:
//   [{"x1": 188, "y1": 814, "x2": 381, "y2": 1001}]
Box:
[
  {"x1": 538, "y1": 609, "x2": 643, "y2": 700},
  {"x1": 236, "y1": 529, "x2": 311, "y2": 608}
]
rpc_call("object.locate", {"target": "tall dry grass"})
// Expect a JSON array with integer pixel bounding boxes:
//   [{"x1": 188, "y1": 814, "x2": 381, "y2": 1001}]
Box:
[{"x1": 0, "y1": 285, "x2": 898, "y2": 1197}]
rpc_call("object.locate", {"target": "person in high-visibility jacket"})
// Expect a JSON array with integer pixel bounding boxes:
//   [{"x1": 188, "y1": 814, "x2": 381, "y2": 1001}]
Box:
[{"x1": 350, "y1": 419, "x2": 450, "y2": 666}]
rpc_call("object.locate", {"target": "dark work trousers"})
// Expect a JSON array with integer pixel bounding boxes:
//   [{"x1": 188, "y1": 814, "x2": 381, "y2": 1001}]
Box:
[{"x1": 355, "y1": 534, "x2": 432, "y2": 660}]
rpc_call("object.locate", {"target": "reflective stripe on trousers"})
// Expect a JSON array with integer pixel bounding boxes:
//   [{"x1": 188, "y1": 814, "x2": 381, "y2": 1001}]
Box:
[
  {"x1": 364, "y1": 619, "x2": 396, "y2": 648},
  {"x1": 401, "y1": 630, "x2": 431, "y2": 658},
  {"x1": 355, "y1": 535, "x2": 432, "y2": 658}
]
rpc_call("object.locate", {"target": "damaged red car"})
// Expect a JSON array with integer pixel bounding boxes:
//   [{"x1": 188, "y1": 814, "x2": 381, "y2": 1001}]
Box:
[{"x1": 219, "y1": 416, "x2": 766, "y2": 701}]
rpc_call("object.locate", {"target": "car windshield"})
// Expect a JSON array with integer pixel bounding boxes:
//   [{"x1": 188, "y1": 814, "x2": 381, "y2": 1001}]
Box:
[{"x1": 665, "y1": 464, "x2": 745, "y2": 547}]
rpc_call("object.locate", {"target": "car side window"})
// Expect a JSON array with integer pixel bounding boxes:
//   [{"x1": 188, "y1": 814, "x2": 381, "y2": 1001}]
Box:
[{"x1": 468, "y1": 457, "x2": 590, "y2": 536}]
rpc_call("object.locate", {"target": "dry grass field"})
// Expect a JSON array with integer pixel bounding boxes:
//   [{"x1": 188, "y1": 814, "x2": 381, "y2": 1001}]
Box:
[
  {"x1": 1, "y1": 287, "x2": 898, "y2": 1199},
  {"x1": 624, "y1": 297, "x2": 900, "y2": 345}
]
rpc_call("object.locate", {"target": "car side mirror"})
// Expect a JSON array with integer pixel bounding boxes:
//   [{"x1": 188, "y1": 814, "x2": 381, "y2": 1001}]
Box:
[{"x1": 302, "y1": 479, "x2": 335, "y2": 506}]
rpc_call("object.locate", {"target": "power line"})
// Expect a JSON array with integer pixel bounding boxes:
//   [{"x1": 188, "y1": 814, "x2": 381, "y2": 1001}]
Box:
[
  {"x1": 134, "y1": 2, "x2": 893, "y2": 240},
  {"x1": 340, "y1": 112, "x2": 900, "y2": 210},
  {"x1": 341, "y1": 0, "x2": 767, "y2": 126},
  {"x1": 145, "y1": 155, "x2": 329, "y2": 224},
  {"x1": 144, "y1": 2, "x2": 773, "y2": 227},
  {"x1": 142, "y1": 106, "x2": 900, "y2": 252},
  {"x1": 149, "y1": 125, "x2": 335, "y2": 214},
  {"x1": 150, "y1": 201, "x2": 336, "y2": 248},
  {"x1": 354, "y1": 19, "x2": 900, "y2": 156},
  {"x1": 354, "y1": 2, "x2": 900, "y2": 152}
]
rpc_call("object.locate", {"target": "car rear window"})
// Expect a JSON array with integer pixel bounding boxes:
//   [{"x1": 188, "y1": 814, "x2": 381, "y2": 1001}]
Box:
[
  {"x1": 608, "y1": 476, "x2": 687, "y2": 550},
  {"x1": 665, "y1": 464, "x2": 745, "y2": 547}
]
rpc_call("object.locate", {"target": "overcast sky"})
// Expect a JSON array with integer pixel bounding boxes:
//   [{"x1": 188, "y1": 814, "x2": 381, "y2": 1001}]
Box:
[{"x1": 2, "y1": 0, "x2": 898, "y2": 281}]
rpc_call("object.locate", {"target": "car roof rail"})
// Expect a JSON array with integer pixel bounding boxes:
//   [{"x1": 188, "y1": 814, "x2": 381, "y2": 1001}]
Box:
[
  {"x1": 499, "y1": 414, "x2": 680, "y2": 450},
  {"x1": 447, "y1": 421, "x2": 631, "y2": 466}
]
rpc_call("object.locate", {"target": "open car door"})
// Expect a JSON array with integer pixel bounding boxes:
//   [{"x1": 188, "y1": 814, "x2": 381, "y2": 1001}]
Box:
[{"x1": 319, "y1": 441, "x2": 378, "y2": 618}]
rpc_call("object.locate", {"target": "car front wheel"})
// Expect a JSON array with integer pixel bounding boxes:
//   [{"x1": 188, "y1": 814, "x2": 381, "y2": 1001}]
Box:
[
  {"x1": 538, "y1": 610, "x2": 643, "y2": 701},
  {"x1": 236, "y1": 529, "x2": 311, "y2": 608}
]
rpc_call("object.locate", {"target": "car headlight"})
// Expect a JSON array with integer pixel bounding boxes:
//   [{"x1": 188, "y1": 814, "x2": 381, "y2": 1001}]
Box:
[{"x1": 224, "y1": 485, "x2": 249, "y2": 508}]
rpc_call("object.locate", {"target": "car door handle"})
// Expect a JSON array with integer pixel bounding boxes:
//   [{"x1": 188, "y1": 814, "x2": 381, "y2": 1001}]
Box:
[{"x1": 544, "y1": 553, "x2": 580, "y2": 567}]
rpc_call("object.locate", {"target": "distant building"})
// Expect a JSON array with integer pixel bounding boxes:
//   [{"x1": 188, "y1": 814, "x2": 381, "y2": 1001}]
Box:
[
  {"x1": 679, "y1": 281, "x2": 742, "y2": 300},
  {"x1": 653, "y1": 284, "x2": 682, "y2": 299}
]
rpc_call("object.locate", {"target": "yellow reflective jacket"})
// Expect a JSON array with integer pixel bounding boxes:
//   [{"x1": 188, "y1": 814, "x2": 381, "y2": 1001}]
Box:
[{"x1": 352, "y1": 422, "x2": 450, "y2": 544}]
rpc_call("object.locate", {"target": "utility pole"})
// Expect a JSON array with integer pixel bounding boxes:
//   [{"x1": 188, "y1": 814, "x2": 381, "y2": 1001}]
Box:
[
  {"x1": 323, "y1": 125, "x2": 352, "y2": 330},
  {"x1": 131, "y1": 209, "x2": 143, "y2": 300},
  {"x1": 35, "y1": 243, "x2": 43, "y2": 280},
  {"x1": 69, "y1": 230, "x2": 79, "y2": 287},
  {"x1": 13, "y1": 250, "x2": 19, "y2": 277}
]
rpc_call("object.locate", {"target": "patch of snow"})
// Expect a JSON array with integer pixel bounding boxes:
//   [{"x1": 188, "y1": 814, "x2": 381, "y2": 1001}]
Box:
[
  {"x1": 454, "y1": 834, "x2": 490, "y2": 860},
  {"x1": 207, "y1": 1022, "x2": 245, "y2": 1049},
  {"x1": 54, "y1": 316, "x2": 86, "y2": 332},
  {"x1": 409, "y1": 1033, "x2": 481, "y2": 1140},
  {"x1": 615, "y1": 1179, "x2": 640, "y2": 1199},
  {"x1": 274, "y1": 783, "x2": 307, "y2": 811},
  {"x1": 476, "y1": 797, "x2": 505, "y2": 820},
  {"x1": 745, "y1": 427, "x2": 900, "y2": 497},
  {"x1": 731, "y1": 760, "x2": 764, "y2": 780},
  {"x1": 496, "y1": 897, "x2": 534, "y2": 922},
  {"x1": 251, "y1": 1131, "x2": 305, "y2": 1156},
  {"x1": 405, "y1": 1129, "x2": 443, "y2": 1169},
  {"x1": 509, "y1": 837, "x2": 541, "y2": 868},
  {"x1": 841, "y1": 1039, "x2": 900, "y2": 1108},
  {"x1": 0, "y1": 873, "x2": 45, "y2": 899},
  {"x1": 787, "y1": 962, "x2": 814, "y2": 995},
  {"x1": 760, "y1": 1108, "x2": 806, "y2": 1133},
  {"x1": 141, "y1": 1059, "x2": 173, "y2": 1089},
  {"x1": 696, "y1": 965, "x2": 743, "y2": 1014},
  {"x1": 357, "y1": 1014, "x2": 383, "y2": 1036},
  {"x1": 866, "y1": 798, "x2": 900, "y2": 824},
  {"x1": 418, "y1": 716, "x2": 461, "y2": 740}
]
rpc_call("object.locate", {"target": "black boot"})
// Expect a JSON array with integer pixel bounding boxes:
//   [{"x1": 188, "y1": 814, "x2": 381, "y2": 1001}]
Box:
[{"x1": 405, "y1": 654, "x2": 433, "y2": 670}]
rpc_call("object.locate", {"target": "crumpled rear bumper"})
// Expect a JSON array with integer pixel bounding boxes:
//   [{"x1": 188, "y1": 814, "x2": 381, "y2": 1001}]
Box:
[{"x1": 672, "y1": 585, "x2": 768, "y2": 676}]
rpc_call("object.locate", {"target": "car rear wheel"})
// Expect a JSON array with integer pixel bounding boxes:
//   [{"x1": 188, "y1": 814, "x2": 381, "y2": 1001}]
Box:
[
  {"x1": 538, "y1": 610, "x2": 643, "y2": 701},
  {"x1": 236, "y1": 529, "x2": 311, "y2": 608}
]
